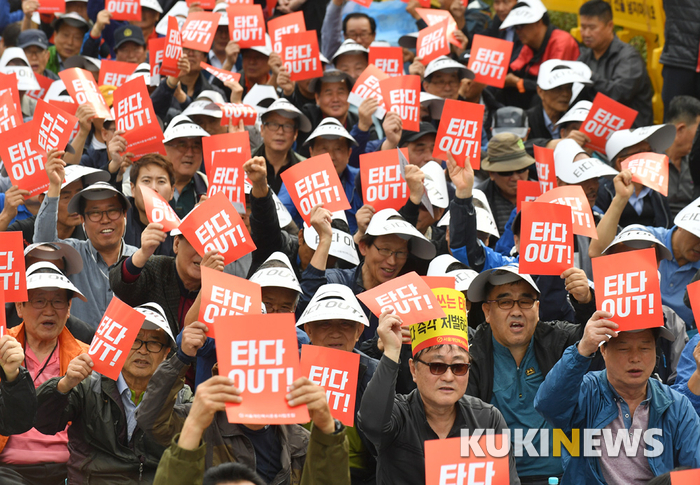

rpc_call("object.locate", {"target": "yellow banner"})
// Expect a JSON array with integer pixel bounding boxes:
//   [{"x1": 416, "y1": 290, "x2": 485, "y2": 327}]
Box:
[{"x1": 410, "y1": 288, "x2": 469, "y2": 356}]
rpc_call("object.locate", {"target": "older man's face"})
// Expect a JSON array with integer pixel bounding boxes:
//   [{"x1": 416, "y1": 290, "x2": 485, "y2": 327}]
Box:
[
  {"x1": 16, "y1": 289, "x2": 72, "y2": 344},
  {"x1": 409, "y1": 345, "x2": 470, "y2": 409},
  {"x1": 122, "y1": 328, "x2": 170, "y2": 383},
  {"x1": 600, "y1": 329, "x2": 656, "y2": 393},
  {"x1": 482, "y1": 281, "x2": 539, "y2": 350}
]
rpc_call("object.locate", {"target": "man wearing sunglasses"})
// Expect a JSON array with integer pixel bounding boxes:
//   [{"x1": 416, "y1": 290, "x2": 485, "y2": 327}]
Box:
[{"x1": 34, "y1": 303, "x2": 178, "y2": 484}]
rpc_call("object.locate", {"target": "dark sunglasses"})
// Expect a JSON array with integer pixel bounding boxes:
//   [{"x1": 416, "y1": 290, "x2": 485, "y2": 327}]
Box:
[
  {"x1": 495, "y1": 167, "x2": 529, "y2": 177},
  {"x1": 414, "y1": 358, "x2": 471, "y2": 376}
]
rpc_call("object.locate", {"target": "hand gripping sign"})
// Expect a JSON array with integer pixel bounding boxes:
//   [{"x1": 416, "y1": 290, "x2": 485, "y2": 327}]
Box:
[
  {"x1": 0, "y1": 232, "x2": 27, "y2": 302},
  {"x1": 369, "y1": 46, "x2": 404, "y2": 77},
  {"x1": 536, "y1": 185, "x2": 598, "y2": 239},
  {"x1": 201, "y1": 62, "x2": 242, "y2": 85},
  {"x1": 59, "y1": 68, "x2": 111, "y2": 119},
  {"x1": 208, "y1": 151, "x2": 246, "y2": 212},
  {"x1": 177, "y1": 191, "x2": 257, "y2": 265},
  {"x1": 161, "y1": 16, "x2": 183, "y2": 77},
  {"x1": 106, "y1": 0, "x2": 141, "y2": 21},
  {"x1": 113, "y1": 77, "x2": 165, "y2": 158},
  {"x1": 517, "y1": 180, "x2": 542, "y2": 211},
  {"x1": 26, "y1": 73, "x2": 54, "y2": 102},
  {"x1": 357, "y1": 271, "x2": 446, "y2": 327},
  {"x1": 227, "y1": 5, "x2": 266, "y2": 48},
  {"x1": 592, "y1": 248, "x2": 663, "y2": 331},
  {"x1": 410, "y1": 288, "x2": 468, "y2": 356},
  {"x1": 581, "y1": 93, "x2": 638, "y2": 153},
  {"x1": 199, "y1": 266, "x2": 262, "y2": 339},
  {"x1": 416, "y1": 19, "x2": 450, "y2": 65},
  {"x1": 181, "y1": 12, "x2": 220, "y2": 52},
  {"x1": 300, "y1": 345, "x2": 360, "y2": 426},
  {"x1": 467, "y1": 34, "x2": 514, "y2": 89},
  {"x1": 533, "y1": 145, "x2": 557, "y2": 193},
  {"x1": 433, "y1": 99, "x2": 485, "y2": 169},
  {"x1": 620, "y1": 152, "x2": 669, "y2": 197},
  {"x1": 415, "y1": 8, "x2": 461, "y2": 48},
  {"x1": 217, "y1": 103, "x2": 258, "y2": 126},
  {"x1": 37, "y1": 0, "x2": 65, "y2": 14},
  {"x1": 280, "y1": 153, "x2": 351, "y2": 225},
  {"x1": 141, "y1": 185, "x2": 181, "y2": 231},
  {"x1": 280, "y1": 30, "x2": 323, "y2": 82},
  {"x1": 149, "y1": 38, "x2": 165, "y2": 86},
  {"x1": 0, "y1": 91, "x2": 21, "y2": 134},
  {"x1": 215, "y1": 313, "x2": 310, "y2": 425},
  {"x1": 380, "y1": 75, "x2": 421, "y2": 132},
  {"x1": 519, "y1": 201, "x2": 574, "y2": 276},
  {"x1": 98, "y1": 59, "x2": 137, "y2": 87},
  {"x1": 268, "y1": 12, "x2": 306, "y2": 55},
  {"x1": 348, "y1": 64, "x2": 388, "y2": 118},
  {"x1": 425, "y1": 436, "x2": 509, "y2": 485},
  {"x1": 0, "y1": 123, "x2": 49, "y2": 198},
  {"x1": 359, "y1": 148, "x2": 409, "y2": 211}
]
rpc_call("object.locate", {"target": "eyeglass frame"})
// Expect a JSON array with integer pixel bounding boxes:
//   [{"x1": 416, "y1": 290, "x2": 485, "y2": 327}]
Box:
[
  {"x1": 486, "y1": 298, "x2": 538, "y2": 310},
  {"x1": 413, "y1": 358, "x2": 471, "y2": 376},
  {"x1": 26, "y1": 297, "x2": 70, "y2": 310},
  {"x1": 83, "y1": 208, "x2": 125, "y2": 223},
  {"x1": 131, "y1": 338, "x2": 167, "y2": 353},
  {"x1": 261, "y1": 120, "x2": 298, "y2": 134},
  {"x1": 372, "y1": 244, "x2": 410, "y2": 260}
]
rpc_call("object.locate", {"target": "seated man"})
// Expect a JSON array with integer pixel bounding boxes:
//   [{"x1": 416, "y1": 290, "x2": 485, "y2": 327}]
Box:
[
  {"x1": 16, "y1": 29, "x2": 58, "y2": 80},
  {"x1": 34, "y1": 303, "x2": 177, "y2": 484},
  {"x1": 356, "y1": 307, "x2": 520, "y2": 484},
  {"x1": 534, "y1": 312, "x2": 700, "y2": 483},
  {"x1": 331, "y1": 39, "x2": 368, "y2": 80},
  {"x1": 83, "y1": 19, "x2": 147, "y2": 64},
  {"x1": 0, "y1": 262, "x2": 88, "y2": 485},
  {"x1": 46, "y1": 12, "x2": 90, "y2": 73},
  {"x1": 664, "y1": 96, "x2": 700, "y2": 218},
  {"x1": 423, "y1": 56, "x2": 474, "y2": 101}
]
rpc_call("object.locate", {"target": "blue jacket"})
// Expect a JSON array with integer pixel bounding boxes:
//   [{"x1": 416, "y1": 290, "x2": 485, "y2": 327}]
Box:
[
  {"x1": 534, "y1": 345, "x2": 700, "y2": 484},
  {"x1": 672, "y1": 333, "x2": 700, "y2": 415}
]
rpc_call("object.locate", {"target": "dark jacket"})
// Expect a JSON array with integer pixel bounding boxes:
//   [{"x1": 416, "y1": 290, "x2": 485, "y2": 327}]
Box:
[
  {"x1": 7, "y1": 213, "x2": 87, "y2": 248},
  {"x1": 578, "y1": 36, "x2": 654, "y2": 127},
  {"x1": 595, "y1": 177, "x2": 672, "y2": 229},
  {"x1": 80, "y1": 144, "x2": 110, "y2": 170},
  {"x1": 252, "y1": 143, "x2": 306, "y2": 195},
  {"x1": 525, "y1": 103, "x2": 557, "y2": 150},
  {"x1": 124, "y1": 201, "x2": 175, "y2": 257},
  {"x1": 0, "y1": 367, "x2": 37, "y2": 437},
  {"x1": 659, "y1": 0, "x2": 700, "y2": 71},
  {"x1": 150, "y1": 76, "x2": 225, "y2": 125},
  {"x1": 482, "y1": 15, "x2": 523, "y2": 62},
  {"x1": 356, "y1": 355, "x2": 521, "y2": 485}
]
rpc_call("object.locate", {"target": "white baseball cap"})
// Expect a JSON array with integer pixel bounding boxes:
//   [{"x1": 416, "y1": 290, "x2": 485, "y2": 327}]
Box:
[
  {"x1": 213, "y1": 2, "x2": 228, "y2": 25},
  {"x1": 427, "y1": 254, "x2": 479, "y2": 293},
  {"x1": 332, "y1": 39, "x2": 369, "y2": 62},
  {"x1": 163, "y1": 114, "x2": 211, "y2": 143},
  {"x1": 554, "y1": 139, "x2": 617, "y2": 183},
  {"x1": 62, "y1": 164, "x2": 111, "y2": 188},
  {"x1": 296, "y1": 284, "x2": 369, "y2": 327},
  {"x1": 249, "y1": 252, "x2": 302, "y2": 294},
  {"x1": 135, "y1": 302, "x2": 175, "y2": 343},
  {"x1": 24, "y1": 242, "x2": 83, "y2": 276},
  {"x1": 365, "y1": 209, "x2": 436, "y2": 259},
  {"x1": 246, "y1": 34, "x2": 273, "y2": 57},
  {"x1": 421, "y1": 161, "x2": 449, "y2": 209},
  {"x1": 537, "y1": 59, "x2": 591, "y2": 90},
  {"x1": 467, "y1": 264, "x2": 540, "y2": 302},
  {"x1": 424, "y1": 56, "x2": 474, "y2": 81},
  {"x1": 500, "y1": 0, "x2": 547, "y2": 29},
  {"x1": 304, "y1": 118, "x2": 358, "y2": 147},
  {"x1": 606, "y1": 125, "x2": 676, "y2": 163},
  {"x1": 674, "y1": 196, "x2": 700, "y2": 239},
  {"x1": 555, "y1": 100, "x2": 592, "y2": 127},
  {"x1": 182, "y1": 100, "x2": 222, "y2": 119},
  {"x1": 601, "y1": 224, "x2": 672, "y2": 261},
  {"x1": 437, "y1": 208, "x2": 499, "y2": 239},
  {"x1": 26, "y1": 262, "x2": 87, "y2": 301},
  {"x1": 262, "y1": 98, "x2": 312, "y2": 132},
  {"x1": 126, "y1": 62, "x2": 151, "y2": 84},
  {"x1": 302, "y1": 211, "x2": 360, "y2": 266},
  {"x1": 67, "y1": 181, "x2": 131, "y2": 215},
  {"x1": 141, "y1": 0, "x2": 163, "y2": 14},
  {"x1": 243, "y1": 84, "x2": 279, "y2": 114},
  {"x1": 155, "y1": 1, "x2": 188, "y2": 36}
]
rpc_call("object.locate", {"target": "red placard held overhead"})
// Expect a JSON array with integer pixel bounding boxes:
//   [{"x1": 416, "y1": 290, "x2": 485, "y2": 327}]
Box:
[
  {"x1": 0, "y1": 232, "x2": 27, "y2": 302},
  {"x1": 536, "y1": 185, "x2": 598, "y2": 239},
  {"x1": 26, "y1": 73, "x2": 54, "y2": 102},
  {"x1": 98, "y1": 59, "x2": 137, "y2": 87},
  {"x1": 620, "y1": 152, "x2": 669, "y2": 197},
  {"x1": 360, "y1": 148, "x2": 409, "y2": 211},
  {"x1": 433, "y1": 99, "x2": 484, "y2": 169},
  {"x1": 208, "y1": 151, "x2": 246, "y2": 212},
  {"x1": 199, "y1": 266, "x2": 262, "y2": 339},
  {"x1": 177, "y1": 192, "x2": 256, "y2": 265},
  {"x1": 415, "y1": 8, "x2": 460, "y2": 47},
  {"x1": 357, "y1": 272, "x2": 446, "y2": 326},
  {"x1": 0, "y1": 123, "x2": 49, "y2": 197},
  {"x1": 33, "y1": 98, "x2": 78, "y2": 154},
  {"x1": 227, "y1": 5, "x2": 266, "y2": 48},
  {"x1": 416, "y1": 20, "x2": 450, "y2": 65},
  {"x1": 201, "y1": 62, "x2": 242, "y2": 85},
  {"x1": 0, "y1": 91, "x2": 21, "y2": 134},
  {"x1": 203, "y1": 131, "x2": 251, "y2": 171},
  {"x1": 106, "y1": 0, "x2": 141, "y2": 21},
  {"x1": 37, "y1": 0, "x2": 65, "y2": 14},
  {"x1": 534, "y1": 145, "x2": 556, "y2": 193},
  {"x1": 215, "y1": 313, "x2": 310, "y2": 424},
  {"x1": 161, "y1": 16, "x2": 183, "y2": 77},
  {"x1": 592, "y1": 248, "x2": 663, "y2": 331},
  {"x1": 149, "y1": 37, "x2": 165, "y2": 86},
  {"x1": 280, "y1": 31, "x2": 323, "y2": 81},
  {"x1": 88, "y1": 297, "x2": 146, "y2": 380},
  {"x1": 519, "y1": 201, "x2": 574, "y2": 276},
  {"x1": 0, "y1": 73, "x2": 21, "y2": 113},
  {"x1": 425, "y1": 436, "x2": 510, "y2": 485},
  {"x1": 113, "y1": 77, "x2": 165, "y2": 158},
  {"x1": 141, "y1": 185, "x2": 181, "y2": 231},
  {"x1": 517, "y1": 181, "x2": 541, "y2": 211},
  {"x1": 217, "y1": 103, "x2": 257, "y2": 126},
  {"x1": 181, "y1": 12, "x2": 220, "y2": 52},
  {"x1": 268, "y1": 12, "x2": 306, "y2": 55},
  {"x1": 280, "y1": 154, "x2": 351, "y2": 225},
  {"x1": 348, "y1": 65, "x2": 388, "y2": 118},
  {"x1": 467, "y1": 34, "x2": 513, "y2": 88},
  {"x1": 59, "y1": 68, "x2": 111, "y2": 119},
  {"x1": 581, "y1": 93, "x2": 638, "y2": 153},
  {"x1": 369, "y1": 46, "x2": 404, "y2": 77},
  {"x1": 300, "y1": 345, "x2": 360, "y2": 426},
  {"x1": 380, "y1": 75, "x2": 420, "y2": 131}
]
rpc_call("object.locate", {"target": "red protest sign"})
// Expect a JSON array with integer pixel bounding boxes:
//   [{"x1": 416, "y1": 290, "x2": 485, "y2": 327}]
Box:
[
  {"x1": 592, "y1": 248, "x2": 663, "y2": 331},
  {"x1": 203, "y1": 131, "x2": 251, "y2": 171},
  {"x1": 199, "y1": 266, "x2": 262, "y2": 339},
  {"x1": 268, "y1": 12, "x2": 306, "y2": 55},
  {"x1": 621, "y1": 152, "x2": 669, "y2": 197},
  {"x1": 113, "y1": 77, "x2": 164, "y2": 158},
  {"x1": 0, "y1": 232, "x2": 27, "y2": 303},
  {"x1": 425, "y1": 435, "x2": 509, "y2": 485},
  {"x1": 519, "y1": 201, "x2": 574, "y2": 276},
  {"x1": 0, "y1": 91, "x2": 21, "y2": 134},
  {"x1": 517, "y1": 180, "x2": 542, "y2": 212},
  {"x1": 162, "y1": 17, "x2": 183, "y2": 77},
  {"x1": 181, "y1": 12, "x2": 220, "y2": 52},
  {"x1": 121, "y1": 124, "x2": 167, "y2": 159},
  {"x1": 300, "y1": 345, "x2": 360, "y2": 426},
  {"x1": 98, "y1": 59, "x2": 136, "y2": 87},
  {"x1": 433, "y1": 99, "x2": 484, "y2": 169},
  {"x1": 348, "y1": 64, "x2": 388, "y2": 118},
  {"x1": 369, "y1": 46, "x2": 404, "y2": 77},
  {"x1": 422, "y1": 276, "x2": 455, "y2": 289},
  {"x1": 59, "y1": 68, "x2": 111, "y2": 119},
  {"x1": 280, "y1": 154, "x2": 351, "y2": 225},
  {"x1": 186, "y1": 0, "x2": 216, "y2": 7},
  {"x1": 0, "y1": 72, "x2": 21, "y2": 113},
  {"x1": 415, "y1": 8, "x2": 460, "y2": 48},
  {"x1": 141, "y1": 185, "x2": 181, "y2": 231},
  {"x1": 536, "y1": 185, "x2": 598, "y2": 239},
  {"x1": 177, "y1": 191, "x2": 256, "y2": 265},
  {"x1": 534, "y1": 145, "x2": 557, "y2": 193},
  {"x1": 227, "y1": 5, "x2": 266, "y2": 48},
  {"x1": 686, "y1": 280, "x2": 700, "y2": 328},
  {"x1": 33, "y1": 97, "x2": 78, "y2": 156},
  {"x1": 0, "y1": 123, "x2": 49, "y2": 197},
  {"x1": 218, "y1": 103, "x2": 257, "y2": 126},
  {"x1": 37, "y1": 0, "x2": 65, "y2": 14},
  {"x1": 149, "y1": 37, "x2": 165, "y2": 85},
  {"x1": 671, "y1": 469, "x2": 700, "y2": 485},
  {"x1": 200, "y1": 62, "x2": 242, "y2": 85},
  {"x1": 416, "y1": 20, "x2": 450, "y2": 65},
  {"x1": 26, "y1": 73, "x2": 54, "y2": 102},
  {"x1": 215, "y1": 313, "x2": 310, "y2": 424},
  {"x1": 380, "y1": 75, "x2": 420, "y2": 131},
  {"x1": 208, "y1": 151, "x2": 246, "y2": 212},
  {"x1": 357, "y1": 271, "x2": 446, "y2": 326},
  {"x1": 281, "y1": 30, "x2": 323, "y2": 81},
  {"x1": 360, "y1": 148, "x2": 409, "y2": 211},
  {"x1": 88, "y1": 297, "x2": 145, "y2": 380},
  {"x1": 581, "y1": 93, "x2": 638, "y2": 153},
  {"x1": 467, "y1": 34, "x2": 513, "y2": 88},
  {"x1": 106, "y1": 0, "x2": 141, "y2": 21},
  {"x1": 225, "y1": 0, "x2": 253, "y2": 4}
]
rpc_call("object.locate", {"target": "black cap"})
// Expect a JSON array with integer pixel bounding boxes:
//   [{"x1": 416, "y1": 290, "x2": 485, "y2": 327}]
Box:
[
  {"x1": 114, "y1": 25, "x2": 146, "y2": 50},
  {"x1": 17, "y1": 29, "x2": 49, "y2": 50},
  {"x1": 399, "y1": 122, "x2": 437, "y2": 147},
  {"x1": 492, "y1": 106, "x2": 529, "y2": 139}
]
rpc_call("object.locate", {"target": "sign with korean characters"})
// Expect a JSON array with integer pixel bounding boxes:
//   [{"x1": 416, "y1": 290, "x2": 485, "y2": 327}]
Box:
[
  {"x1": 280, "y1": 30, "x2": 323, "y2": 81},
  {"x1": 268, "y1": 11, "x2": 306, "y2": 55},
  {"x1": 0, "y1": 232, "x2": 27, "y2": 302},
  {"x1": 348, "y1": 64, "x2": 388, "y2": 118},
  {"x1": 359, "y1": 148, "x2": 409, "y2": 211},
  {"x1": 467, "y1": 34, "x2": 513, "y2": 88},
  {"x1": 433, "y1": 99, "x2": 484, "y2": 169},
  {"x1": 227, "y1": 5, "x2": 266, "y2": 48},
  {"x1": 534, "y1": 145, "x2": 556, "y2": 193},
  {"x1": 416, "y1": 20, "x2": 450, "y2": 65},
  {"x1": 59, "y1": 68, "x2": 111, "y2": 119},
  {"x1": 380, "y1": 75, "x2": 420, "y2": 131},
  {"x1": 161, "y1": 16, "x2": 183, "y2": 77},
  {"x1": 536, "y1": 185, "x2": 598, "y2": 239},
  {"x1": 201, "y1": 62, "x2": 242, "y2": 85},
  {"x1": 620, "y1": 152, "x2": 669, "y2": 197},
  {"x1": 0, "y1": 123, "x2": 48, "y2": 197},
  {"x1": 113, "y1": 77, "x2": 165, "y2": 158},
  {"x1": 0, "y1": 91, "x2": 21, "y2": 134},
  {"x1": 369, "y1": 46, "x2": 403, "y2": 77},
  {"x1": 410, "y1": 288, "x2": 468, "y2": 356},
  {"x1": 517, "y1": 181, "x2": 541, "y2": 211},
  {"x1": 141, "y1": 185, "x2": 181, "y2": 232},
  {"x1": 592, "y1": 248, "x2": 663, "y2": 331},
  {"x1": 215, "y1": 313, "x2": 310, "y2": 424},
  {"x1": 208, "y1": 151, "x2": 246, "y2": 213},
  {"x1": 519, "y1": 201, "x2": 574, "y2": 276},
  {"x1": 106, "y1": 0, "x2": 141, "y2": 21},
  {"x1": 181, "y1": 12, "x2": 220, "y2": 52},
  {"x1": 98, "y1": 59, "x2": 137, "y2": 87},
  {"x1": 581, "y1": 93, "x2": 638, "y2": 153},
  {"x1": 424, "y1": 435, "x2": 509, "y2": 485}
]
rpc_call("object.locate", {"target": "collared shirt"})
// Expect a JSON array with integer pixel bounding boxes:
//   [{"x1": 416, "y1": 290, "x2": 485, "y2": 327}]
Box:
[
  {"x1": 629, "y1": 186, "x2": 652, "y2": 215},
  {"x1": 116, "y1": 373, "x2": 140, "y2": 442},
  {"x1": 667, "y1": 155, "x2": 695, "y2": 218},
  {"x1": 542, "y1": 109, "x2": 559, "y2": 139}
]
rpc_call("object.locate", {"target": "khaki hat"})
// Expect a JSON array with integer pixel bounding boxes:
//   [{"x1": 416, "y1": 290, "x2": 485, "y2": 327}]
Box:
[{"x1": 481, "y1": 133, "x2": 535, "y2": 172}]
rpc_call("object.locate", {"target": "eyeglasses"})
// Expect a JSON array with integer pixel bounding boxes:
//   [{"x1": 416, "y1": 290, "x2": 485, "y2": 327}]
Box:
[
  {"x1": 131, "y1": 339, "x2": 167, "y2": 353},
  {"x1": 262, "y1": 121, "x2": 297, "y2": 133},
  {"x1": 84, "y1": 208, "x2": 124, "y2": 223},
  {"x1": 167, "y1": 141, "x2": 203, "y2": 153},
  {"x1": 487, "y1": 298, "x2": 538, "y2": 310},
  {"x1": 372, "y1": 244, "x2": 409, "y2": 260},
  {"x1": 494, "y1": 167, "x2": 529, "y2": 177},
  {"x1": 345, "y1": 31, "x2": 373, "y2": 41},
  {"x1": 27, "y1": 298, "x2": 69, "y2": 310},
  {"x1": 428, "y1": 78, "x2": 460, "y2": 88},
  {"x1": 414, "y1": 358, "x2": 471, "y2": 376}
]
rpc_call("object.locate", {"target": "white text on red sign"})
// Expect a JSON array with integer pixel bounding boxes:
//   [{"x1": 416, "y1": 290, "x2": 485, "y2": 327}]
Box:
[
  {"x1": 294, "y1": 170, "x2": 341, "y2": 215},
  {"x1": 117, "y1": 92, "x2": 153, "y2": 131},
  {"x1": 231, "y1": 16, "x2": 263, "y2": 43},
  {"x1": 523, "y1": 222, "x2": 571, "y2": 265},
  {"x1": 195, "y1": 210, "x2": 248, "y2": 253},
  {"x1": 584, "y1": 108, "x2": 626, "y2": 141},
  {"x1": 0, "y1": 251, "x2": 20, "y2": 291},
  {"x1": 438, "y1": 462, "x2": 497, "y2": 485},
  {"x1": 284, "y1": 44, "x2": 318, "y2": 74},
  {"x1": 203, "y1": 285, "x2": 252, "y2": 322},
  {"x1": 182, "y1": 20, "x2": 214, "y2": 46},
  {"x1": 388, "y1": 89, "x2": 418, "y2": 120},
  {"x1": 8, "y1": 140, "x2": 43, "y2": 181},
  {"x1": 366, "y1": 165, "x2": 406, "y2": 202},
  {"x1": 89, "y1": 316, "x2": 128, "y2": 366},
  {"x1": 602, "y1": 271, "x2": 654, "y2": 316},
  {"x1": 438, "y1": 118, "x2": 480, "y2": 159},
  {"x1": 418, "y1": 27, "x2": 445, "y2": 58},
  {"x1": 309, "y1": 365, "x2": 352, "y2": 413},
  {"x1": 228, "y1": 339, "x2": 293, "y2": 393},
  {"x1": 375, "y1": 284, "x2": 434, "y2": 314},
  {"x1": 626, "y1": 158, "x2": 665, "y2": 187}
]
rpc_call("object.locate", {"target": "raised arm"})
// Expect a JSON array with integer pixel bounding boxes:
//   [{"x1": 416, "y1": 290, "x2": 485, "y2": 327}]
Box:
[{"x1": 588, "y1": 170, "x2": 634, "y2": 258}]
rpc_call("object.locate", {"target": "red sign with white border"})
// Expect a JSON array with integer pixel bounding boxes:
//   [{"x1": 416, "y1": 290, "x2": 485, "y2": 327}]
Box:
[
  {"x1": 433, "y1": 99, "x2": 484, "y2": 169},
  {"x1": 0, "y1": 232, "x2": 27, "y2": 303},
  {"x1": 519, "y1": 201, "x2": 574, "y2": 276},
  {"x1": 620, "y1": 152, "x2": 669, "y2": 197},
  {"x1": 581, "y1": 93, "x2": 638, "y2": 153}
]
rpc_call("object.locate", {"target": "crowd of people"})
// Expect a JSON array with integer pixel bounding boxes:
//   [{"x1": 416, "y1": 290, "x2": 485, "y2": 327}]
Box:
[{"x1": 1, "y1": 0, "x2": 700, "y2": 483}]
